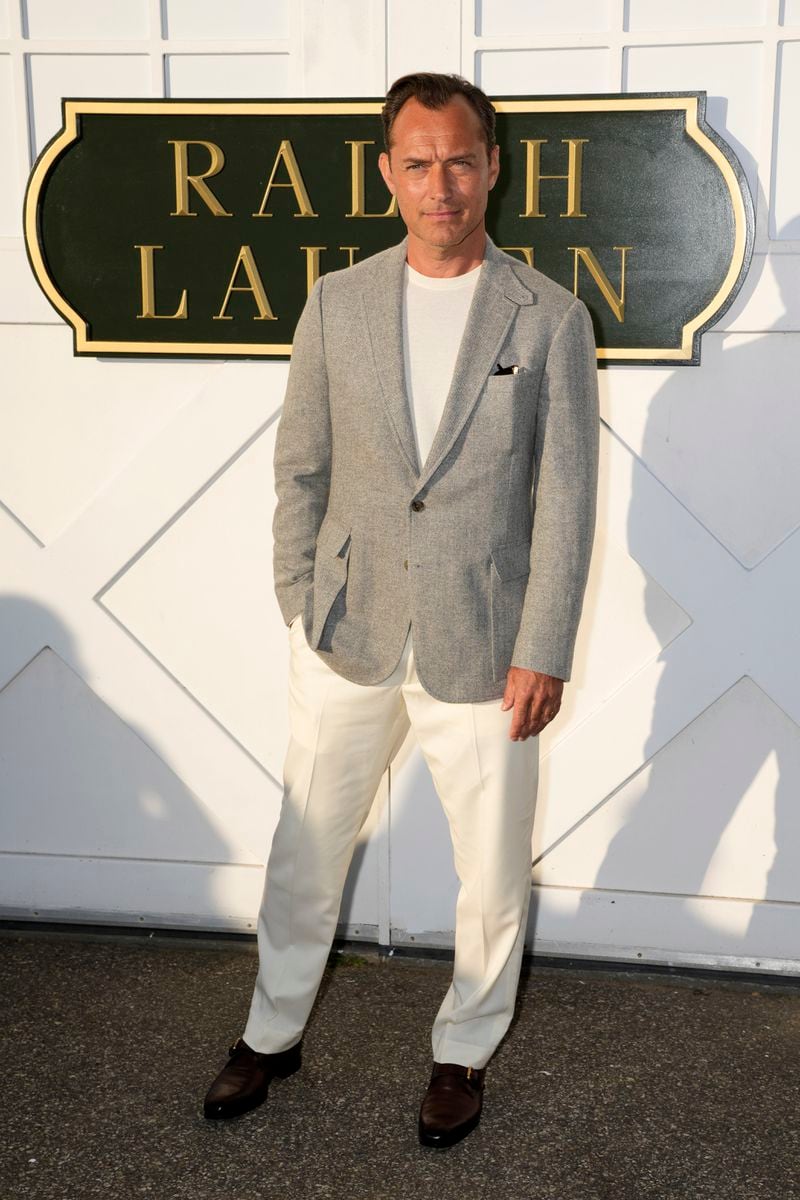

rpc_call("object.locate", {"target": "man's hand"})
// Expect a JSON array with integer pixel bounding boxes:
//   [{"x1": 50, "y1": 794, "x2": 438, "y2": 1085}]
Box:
[{"x1": 500, "y1": 666, "x2": 564, "y2": 740}]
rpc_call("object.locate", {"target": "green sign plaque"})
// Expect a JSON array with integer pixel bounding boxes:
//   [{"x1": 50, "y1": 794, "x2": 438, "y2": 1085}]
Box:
[{"x1": 24, "y1": 93, "x2": 754, "y2": 366}]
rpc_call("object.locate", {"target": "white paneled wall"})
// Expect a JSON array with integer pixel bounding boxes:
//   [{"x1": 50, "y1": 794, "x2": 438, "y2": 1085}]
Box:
[
  {"x1": 164, "y1": 0, "x2": 290, "y2": 40},
  {"x1": 478, "y1": 1, "x2": 614, "y2": 36},
  {"x1": 1, "y1": 1, "x2": 798, "y2": 975},
  {"x1": 24, "y1": 0, "x2": 152, "y2": 40},
  {"x1": 626, "y1": 0, "x2": 768, "y2": 30}
]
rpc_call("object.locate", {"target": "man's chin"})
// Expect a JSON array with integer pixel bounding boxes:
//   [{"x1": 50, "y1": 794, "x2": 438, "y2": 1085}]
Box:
[{"x1": 417, "y1": 224, "x2": 467, "y2": 248}]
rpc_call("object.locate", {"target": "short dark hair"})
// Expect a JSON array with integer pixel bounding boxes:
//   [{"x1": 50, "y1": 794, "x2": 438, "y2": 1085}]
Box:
[{"x1": 381, "y1": 73, "x2": 496, "y2": 159}]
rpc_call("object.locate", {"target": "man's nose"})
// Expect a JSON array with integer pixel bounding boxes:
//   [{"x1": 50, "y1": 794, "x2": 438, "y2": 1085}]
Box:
[{"x1": 427, "y1": 161, "x2": 452, "y2": 199}]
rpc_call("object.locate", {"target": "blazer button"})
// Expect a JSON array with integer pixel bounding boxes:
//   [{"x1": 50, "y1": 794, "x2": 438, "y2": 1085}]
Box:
[{"x1": 411, "y1": 499, "x2": 425, "y2": 511}]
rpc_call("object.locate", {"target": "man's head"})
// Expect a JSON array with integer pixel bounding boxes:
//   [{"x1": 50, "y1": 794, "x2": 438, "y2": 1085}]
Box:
[
  {"x1": 378, "y1": 73, "x2": 500, "y2": 261},
  {"x1": 381, "y1": 73, "x2": 497, "y2": 161}
]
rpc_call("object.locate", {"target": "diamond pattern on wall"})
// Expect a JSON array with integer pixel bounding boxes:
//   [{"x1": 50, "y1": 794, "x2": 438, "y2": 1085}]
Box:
[
  {"x1": 556, "y1": 523, "x2": 691, "y2": 734},
  {"x1": 0, "y1": 327, "x2": 212, "y2": 544},
  {"x1": 2, "y1": 3, "x2": 798, "y2": 960},
  {"x1": 601, "y1": 332, "x2": 800, "y2": 567},
  {"x1": 0, "y1": 647, "x2": 259, "y2": 865},
  {"x1": 534, "y1": 676, "x2": 800, "y2": 905},
  {"x1": 100, "y1": 424, "x2": 288, "y2": 774}
]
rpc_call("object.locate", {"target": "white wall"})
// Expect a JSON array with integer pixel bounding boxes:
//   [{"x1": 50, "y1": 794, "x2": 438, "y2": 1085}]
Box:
[{"x1": 1, "y1": 0, "x2": 798, "y2": 975}]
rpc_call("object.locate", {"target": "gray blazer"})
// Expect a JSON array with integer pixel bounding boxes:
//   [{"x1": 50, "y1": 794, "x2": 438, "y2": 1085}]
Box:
[{"x1": 272, "y1": 233, "x2": 599, "y2": 703}]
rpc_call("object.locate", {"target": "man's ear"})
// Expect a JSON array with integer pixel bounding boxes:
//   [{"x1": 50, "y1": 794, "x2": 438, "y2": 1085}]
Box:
[
  {"x1": 488, "y1": 143, "x2": 500, "y2": 191},
  {"x1": 378, "y1": 151, "x2": 396, "y2": 196}
]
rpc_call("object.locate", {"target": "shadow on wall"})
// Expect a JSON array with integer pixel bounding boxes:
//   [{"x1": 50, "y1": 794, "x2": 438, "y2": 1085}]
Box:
[
  {"x1": 566, "y1": 178, "x2": 800, "y2": 963},
  {"x1": 0, "y1": 594, "x2": 234, "y2": 927}
]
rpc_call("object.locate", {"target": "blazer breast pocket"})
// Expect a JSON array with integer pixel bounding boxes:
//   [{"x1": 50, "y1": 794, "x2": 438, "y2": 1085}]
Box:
[{"x1": 478, "y1": 371, "x2": 529, "y2": 455}]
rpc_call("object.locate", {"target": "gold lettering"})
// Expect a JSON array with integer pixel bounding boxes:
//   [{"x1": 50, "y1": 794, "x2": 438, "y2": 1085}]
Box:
[
  {"x1": 134, "y1": 245, "x2": 188, "y2": 319},
  {"x1": 301, "y1": 245, "x2": 362, "y2": 293},
  {"x1": 252, "y1": 140, "x2": 317, "y2": 218},
  {"x1": 302, "y1": 246, "x2": 325, "y2": 295},
  {"x1": 213, "y1": 245, "x2": 276, "y2": 321},
  {"x1": 167, "y1": 140, "x2": 232, "y2": 217},
  {"x1": 520, "y1": 138, "x2": 588, "y2": 218},
  {"x1": 345, "y1": 141, "x2": 398, "y2": 218},
  {"x1": 568, "y1": 246, "x2": 632, "y2": 321},
  {"x1": 499, "y1": 246, "x2": 534, "y2": 268}
]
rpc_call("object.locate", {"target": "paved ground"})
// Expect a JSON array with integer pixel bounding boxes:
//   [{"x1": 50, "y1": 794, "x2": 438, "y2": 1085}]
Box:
[{"x1": 1, "y1": 926, "x2": 799, "y2": 1200}]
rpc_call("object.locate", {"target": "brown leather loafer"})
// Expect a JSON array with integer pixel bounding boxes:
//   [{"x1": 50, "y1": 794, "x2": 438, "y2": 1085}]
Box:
[
  {"x1": 418, "y1": 1061, "x2": 486, "y2": 1148},
  {"x1": 203, "y1": 1036, "x2": 302, "y2": 1120}
]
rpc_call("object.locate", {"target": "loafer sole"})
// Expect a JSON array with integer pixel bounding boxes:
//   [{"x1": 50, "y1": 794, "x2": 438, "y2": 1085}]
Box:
[
  {"x1": 418, "y1": 1108, "x2": 482, "y2": 1148},
  {"x1": 204, "y1": 1089, "x2": 270, "y2": 1121}
]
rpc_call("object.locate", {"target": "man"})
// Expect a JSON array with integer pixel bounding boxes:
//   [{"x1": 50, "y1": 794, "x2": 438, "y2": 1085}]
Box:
[{"x1": 204, "y1": 72, "x2": 599, "y2": 1148}]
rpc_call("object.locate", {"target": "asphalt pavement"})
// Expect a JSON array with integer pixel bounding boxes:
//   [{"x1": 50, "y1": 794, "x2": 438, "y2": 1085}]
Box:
[{"x1": 1, "y1": 925, "x2": 798, "y2": 1200}]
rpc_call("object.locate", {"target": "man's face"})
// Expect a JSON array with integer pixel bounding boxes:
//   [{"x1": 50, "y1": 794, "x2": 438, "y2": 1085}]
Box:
[{"x1": 378, "y1": 95, "x2": 500, "y2": 253}]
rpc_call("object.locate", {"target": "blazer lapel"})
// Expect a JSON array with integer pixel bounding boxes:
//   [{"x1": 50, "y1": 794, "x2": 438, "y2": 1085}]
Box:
[
  {"x1": 362, "y1": 232, "x2": 535, "y2": 487},
  {"x1": 362, "y1": 236, "x2": 422, "y2": 480}
]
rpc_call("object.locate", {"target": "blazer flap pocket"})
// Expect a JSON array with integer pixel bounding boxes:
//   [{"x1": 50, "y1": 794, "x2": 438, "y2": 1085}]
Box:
[
  {"x1": 490, "y1": 539, "x2": 531, "y2": 582},
  {"x1": 316, "y1": 515, "x2": 352, "y2": 558}
]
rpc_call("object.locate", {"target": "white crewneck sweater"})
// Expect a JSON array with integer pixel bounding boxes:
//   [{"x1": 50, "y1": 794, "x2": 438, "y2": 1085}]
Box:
[{"x1": 401, "y1": 261, "x2": 483, "y2": 471}]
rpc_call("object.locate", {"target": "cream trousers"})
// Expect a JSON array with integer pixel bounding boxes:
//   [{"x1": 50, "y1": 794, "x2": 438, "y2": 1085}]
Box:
[{"x1": 243, "y1": 614, "x2": 540, "y2": 1069}]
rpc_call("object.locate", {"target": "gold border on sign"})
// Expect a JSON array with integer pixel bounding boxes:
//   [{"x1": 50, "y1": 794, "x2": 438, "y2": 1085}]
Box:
[{"x1": 24, "y1": 96, "x2": 749, "y2": 361}]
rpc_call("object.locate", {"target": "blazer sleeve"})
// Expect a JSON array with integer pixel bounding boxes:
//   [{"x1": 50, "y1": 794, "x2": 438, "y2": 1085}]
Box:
[
  {"x1": 510, "y1": 296, "x2": 600, "y2": 681},
  {"x1": 272, "y1": 274, "x2": 332, "y2": 626}
]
